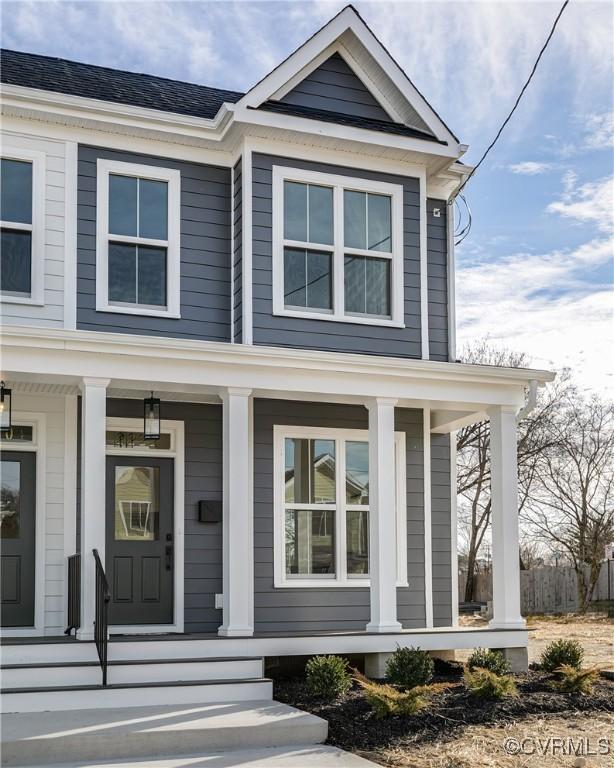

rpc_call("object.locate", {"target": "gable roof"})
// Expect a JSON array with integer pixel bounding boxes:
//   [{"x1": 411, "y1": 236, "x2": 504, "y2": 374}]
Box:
[{"x1": 0, "y1": 48, "x2": 243, "y2": 120}]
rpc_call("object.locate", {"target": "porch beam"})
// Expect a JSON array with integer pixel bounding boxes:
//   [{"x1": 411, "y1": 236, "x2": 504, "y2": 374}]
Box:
[
  {"x1": 218, "y1": 387, "x2": 254, "y2": 637},
  {"x1": 366, "y1": 397, "x2": 402, "y2": 633},
  {"x1": 77, "y1": 377, "x2": 109, "y2": 641},
  {"x1": 488, "y1": 405, "x2": 525, "y2": 630}
]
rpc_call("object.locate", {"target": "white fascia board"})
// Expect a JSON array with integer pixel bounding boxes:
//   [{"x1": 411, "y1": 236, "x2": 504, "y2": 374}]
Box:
[{"x1": 2, "y1": 327, "x2": 555, "y2": 411}]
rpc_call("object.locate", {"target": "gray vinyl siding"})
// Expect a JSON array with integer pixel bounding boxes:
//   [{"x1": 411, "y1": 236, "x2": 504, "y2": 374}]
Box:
[
  {"x1": 76, "y1": 145, "x2": 231, "y2": 341},
  {"x1": 233, "y1": 159, "x2": 243, "y2": 343},
  {"x1": 252, "y1": 153, "x2": 423, "y2": 358},
  {"x1": 253, "y1": 399, "x2": 426, "y2": 633},
  {"x1": 80, "y1": 399, "x2": 224, "y2": 633},
  {"x1": 427, "y1": 199, "x2": 449, "y2": 362},
  {"x1": 431, "y1": 433, "x2": 452, "y2": 626},
  {"x1": 280, "y1": 53, "x2": 392, "y2": 122}
]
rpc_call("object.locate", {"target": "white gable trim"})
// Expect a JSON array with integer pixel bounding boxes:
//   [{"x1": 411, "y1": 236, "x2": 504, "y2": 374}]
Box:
[{"x1": 237, "y1": 6, "x2": 459, "y2": 149}]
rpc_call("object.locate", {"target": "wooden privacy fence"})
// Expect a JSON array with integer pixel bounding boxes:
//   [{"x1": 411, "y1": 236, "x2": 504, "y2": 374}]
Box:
[{"x1": 459, "y1": 562, "x2": 614, "y2": 614}]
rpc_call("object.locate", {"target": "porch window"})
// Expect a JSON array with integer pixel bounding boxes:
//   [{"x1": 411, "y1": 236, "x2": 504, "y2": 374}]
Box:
[
  {"x1": 96, "y1": 159, "x2": 181, "y2": 318},
  {"x1": 0, "y1": 150, "x2": 44, "y2": 304},
  {"x1": 274, "y1": 426, "x2": 407, "y2": 587},
  {"x1": 273, "y1": 166, "x2": 404, "y2": 327}
]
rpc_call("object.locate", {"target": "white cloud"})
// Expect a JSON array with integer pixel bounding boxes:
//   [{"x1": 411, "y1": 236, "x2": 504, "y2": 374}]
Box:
[
  {"x1": 584, "y1": 111, "x2": 614, "y2": 150},
  {"x1": 547, "y1": 176, "x2": 614, "y2": 234},
  {"x1": 508, "y1": 161, "x2": 552, "y2": 175}
]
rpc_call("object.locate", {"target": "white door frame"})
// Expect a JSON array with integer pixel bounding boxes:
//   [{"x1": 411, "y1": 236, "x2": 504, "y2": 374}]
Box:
[
  {"x1": 105, "y1": 417, "x2": 184, "y2": 634},
  {"x1": 0, "y1": 412, "x2": 47, "y2": 637}
]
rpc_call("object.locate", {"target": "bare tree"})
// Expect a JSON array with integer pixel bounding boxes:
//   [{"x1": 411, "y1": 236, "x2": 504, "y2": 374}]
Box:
[
  {"x1": 456, "y1": 340, "x2": 569, "y2": 601},
  {"x1": 524, "y1": 394, "x2": 614, "y2": 611}
]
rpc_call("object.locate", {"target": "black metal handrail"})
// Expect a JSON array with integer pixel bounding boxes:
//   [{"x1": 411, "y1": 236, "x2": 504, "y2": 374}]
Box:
[
  {"x1": 65, "y1": 553, "x2": 81, "y2": 635},
  {"x1": 93, "y1": 548, "x2": 110, "y2": 686}
]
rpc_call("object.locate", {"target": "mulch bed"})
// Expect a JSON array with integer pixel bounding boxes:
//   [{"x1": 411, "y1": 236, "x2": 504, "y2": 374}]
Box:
[{"x1": 274, "y1": 662, "x2": 614, "y2": 755}]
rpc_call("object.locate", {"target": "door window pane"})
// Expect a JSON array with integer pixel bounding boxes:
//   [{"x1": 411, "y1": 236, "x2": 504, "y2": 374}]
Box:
[
  {"x1": 347, "y1": 509, "x2": 369, "y2": 575},
  {"x1": 0, "y1": 461, "x2": 20, "y2": 539},
  {"x1": 109, "y1": 175, "x2": 137, "y2": 237},
  {"x1": 344, "y1": 255, "x2": 390, "y2": 317},
  {"x1": 1, "y1": 159, "x2": 32, "y2": 224},
  {"x1": 1, "y1": 229, "x2": 31, "y2": 295},
  {"x1": 108, "y1": 243, "x2": 137, "y2": 304},
  {"x1": 137, "y1": 246, "x2": 166, "y2": 306},
  {"x1": 367, "y1": 193, "x2": 391, "y2": 252},
  {"x1": 285, "y1": 438, "x2": 336, "y2": 504},
  {"x1": 285, "y1": 509, "x2": 335, "y2": 576},
  {"x1": 114, "y1": 466, "x2": 159, "y2": 541},
  {"x1": 308, "y1": 185, "x2": 333, "y2": 245},
  {"x1": 346, "y1": 441, "x2": 369, "y2": 504},
  {"x1": 344, "y1": 190, "x2": 366, "y2": 249},
  {"x1": 139, "y1": 179, "x2": 167, "y2": 240},
  {"x1": 284, "y1": 248, "x2": 332, "y2": 310}
]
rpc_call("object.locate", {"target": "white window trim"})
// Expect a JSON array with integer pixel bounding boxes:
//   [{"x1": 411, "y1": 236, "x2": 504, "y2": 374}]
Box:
[
  {"x1": 96, "y1": 159, "x2": 181, "y2": 319},
  {"x1": 105, "y1": 416, "x2": 185, "y2": 634},
  {"x1": 1, "y1": 147, "x2": 46, "y2": 306},
  {"x1": 272, "y1": 166, "x2": 405, "y2": 328},
  {"x1": 273, "y1": 425, "x2": 407, "y2": 588}
]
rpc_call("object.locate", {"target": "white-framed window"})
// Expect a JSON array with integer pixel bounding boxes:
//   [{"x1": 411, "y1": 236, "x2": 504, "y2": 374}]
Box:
[
  {"x1": 96, "y1": 159, "x2": 181, "y2": 318},
  {"x1": 0, "y1": 148, "x2": 45, "y2": 305},
  {"x1": 273, "y1": 425, "x2": 408, "y2": 588},
  {"x1": 272, "y1": 166, "x2": 404, "y2": 327}
]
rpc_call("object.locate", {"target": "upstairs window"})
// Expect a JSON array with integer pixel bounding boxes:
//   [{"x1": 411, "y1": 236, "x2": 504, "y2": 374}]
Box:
[
  {"x1": 0, "y1": 150, "x2": 44, "y2": 304},
  {"x1": 96, "y1": 160, "x2": 180, "y2": 318},
  {"x1": 273, "y1": 167, "x2": 404, "y2": 327}
]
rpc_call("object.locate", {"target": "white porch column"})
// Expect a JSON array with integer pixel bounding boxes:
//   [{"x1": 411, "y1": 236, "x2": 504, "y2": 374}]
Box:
[
  {"x1": 218, "y1": 387, "x2": 254, "y2": 637},
  {"x1": 77, "y1": 377, "x2": 109, "y2": 640},
  {"x1": 366, "y1": 398, "x2": 402, "y2": 633},
  {"x1": 488, "y1": 405, "x2": 525, "y2": 629}
]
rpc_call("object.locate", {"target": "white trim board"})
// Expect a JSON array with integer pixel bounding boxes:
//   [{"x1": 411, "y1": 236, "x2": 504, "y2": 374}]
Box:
[
  {"x1": 105, "y1": 417, "x2": 185, "y2": 635},
  {"x1": 0, "y1": 411, "x2": 47, "y2": 637}
]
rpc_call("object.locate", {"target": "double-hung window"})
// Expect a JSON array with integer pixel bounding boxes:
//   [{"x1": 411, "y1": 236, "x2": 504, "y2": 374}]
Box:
[
  {"x1": 0, "y1": 150, "x2": 44, "y2": 304},
  {"x1": 274, "y1": 426, "x2": 408, "y2": 588},
  {"x1": 273, "y1": 167, "x2": 404, "y2": 326},
  {"x1": 96, "y1": 160, "x2": 180, "y2": 317}
]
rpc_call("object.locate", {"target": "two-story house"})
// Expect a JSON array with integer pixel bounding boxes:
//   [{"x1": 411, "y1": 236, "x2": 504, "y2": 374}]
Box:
[{"x1": 0, "y1": 6, "x2": 554, "y2": 715}]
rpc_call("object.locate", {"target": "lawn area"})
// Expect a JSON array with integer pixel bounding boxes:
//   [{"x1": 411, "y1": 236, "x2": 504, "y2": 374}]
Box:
[{"x1": 275, "y1": 615, "x2": 614, "y2": 767}]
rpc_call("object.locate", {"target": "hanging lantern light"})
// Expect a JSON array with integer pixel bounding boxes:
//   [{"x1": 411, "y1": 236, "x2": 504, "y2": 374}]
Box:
[
  {"x1": 0, "y1": 381, "x2": 12, "y2": 435},
  {"x1": 143, "y1": 392, "x2": 161, "y2": 440}
]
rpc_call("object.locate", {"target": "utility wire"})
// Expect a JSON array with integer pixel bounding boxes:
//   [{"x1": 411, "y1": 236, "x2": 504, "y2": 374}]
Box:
[{"x1": 452, "y1": 0, "x2": 570, "y2": 203}]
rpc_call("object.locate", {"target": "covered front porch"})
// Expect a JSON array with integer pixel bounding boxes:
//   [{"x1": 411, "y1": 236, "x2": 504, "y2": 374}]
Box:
[{"x1": 1, "y1": 325, "x2": 553, "y2": 651}]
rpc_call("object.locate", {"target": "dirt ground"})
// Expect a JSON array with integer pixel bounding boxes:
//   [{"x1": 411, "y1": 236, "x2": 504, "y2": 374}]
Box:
[{"x1": 458, "y1": 612, "x2": 614, "y2": 668}]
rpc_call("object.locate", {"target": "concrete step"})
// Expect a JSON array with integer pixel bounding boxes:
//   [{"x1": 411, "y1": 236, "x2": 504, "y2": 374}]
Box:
[
  {"x1": 1, "y1": 657, "x2": 263, "y2": 688},
  {"x1": 0, "y1": 701, "x2": 329, "y2": 766},
  {"x1": 0, "y1": 678, "x2": 273, "y2": 714}
]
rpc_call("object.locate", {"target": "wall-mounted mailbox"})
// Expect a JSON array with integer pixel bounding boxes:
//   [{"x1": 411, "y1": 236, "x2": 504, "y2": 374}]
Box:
[{"x1": 198, "y1": 500, "x2": 222, "y2": 523}]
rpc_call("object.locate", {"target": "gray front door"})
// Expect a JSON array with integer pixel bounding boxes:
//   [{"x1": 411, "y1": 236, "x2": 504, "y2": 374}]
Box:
[
  {"x1": 1, "y1": 451, "x2": 36, "y2": 627},
  {"x1": 106, "y1": 456, "x2": 174, "y2": 625}
]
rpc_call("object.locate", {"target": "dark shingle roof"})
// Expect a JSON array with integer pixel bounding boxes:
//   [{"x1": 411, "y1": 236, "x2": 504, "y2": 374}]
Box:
[
  {"x1": 0, "y1": 49, "x2": 244, "y2": 120},
  {"x1": 257, "y1": 101, "x2": 445, "y2": 144}
]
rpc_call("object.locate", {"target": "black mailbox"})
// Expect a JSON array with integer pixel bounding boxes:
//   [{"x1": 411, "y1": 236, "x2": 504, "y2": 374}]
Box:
[{"x1": 198, "y1": 500, "x2": 223, "y2": 523}]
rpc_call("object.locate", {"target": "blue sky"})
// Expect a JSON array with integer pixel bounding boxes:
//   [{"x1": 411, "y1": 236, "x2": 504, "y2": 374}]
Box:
[{"x1": 2, "y1": 0, "x2": 613, "y2": 392}]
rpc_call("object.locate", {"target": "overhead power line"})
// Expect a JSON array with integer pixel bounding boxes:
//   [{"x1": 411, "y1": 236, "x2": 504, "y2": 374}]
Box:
[{"x1": 452, "y1": 0, "x2": 570, "y2": 203}]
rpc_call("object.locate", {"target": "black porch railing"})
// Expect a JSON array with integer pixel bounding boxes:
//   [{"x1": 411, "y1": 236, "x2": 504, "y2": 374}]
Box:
[
  {"x1": 93, "y1": 548, "x2": 110, "y2": 686},
  {"x1": 65, "y1": 553, "x2": 81, "y2": 635}
]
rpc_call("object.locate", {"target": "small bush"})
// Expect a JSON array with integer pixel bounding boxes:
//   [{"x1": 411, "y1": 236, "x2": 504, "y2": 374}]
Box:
[
  {"x1": 464, "y1": 667, "x2": 518, "y2": 700},
  {"x1": 385, "y1": 646, "x2": 434, "y2": 689},
  {"x1": 540, "y1": 639, "x2": 584, "y2": 672},
  {"x1": 467, "y1": 648, "x2": 511, "y2": 676},
  {"x1": 549, "y1": 664, "x2": 599, "y2": 694},
  {"x1": 353, "y1": 670, "x2": 450, "y2": 718},
  {"x1": 305, "y1": 655, "x2": 352, "y2": 700}
]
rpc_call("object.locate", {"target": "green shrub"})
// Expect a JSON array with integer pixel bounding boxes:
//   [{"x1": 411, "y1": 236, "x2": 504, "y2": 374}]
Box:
[
  {"x1": 385, "y1": 646, "x2": 434, "y2": 689},
  {"x1": 353, "y1": 670, "x2": 450, "y2": 718},
  {"x1": 305, "y1": 655, "x2": 352, "y2": 700},
  {"x1": 540, "y1": 639, "x2": 584, "y2": 672},
  {"x1": 463, "y1": 667, "x2": 518, "y2": 700},
  {"x1": 549, "y1": 664, "x2": 599, "y2": 694},
  {"x1": 467, "y1": 648, "x2": 511, "y2": 676}
]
